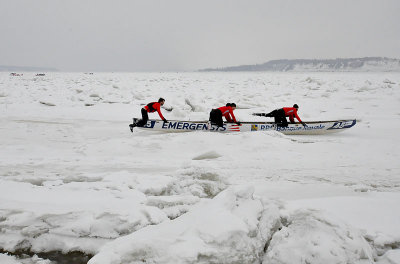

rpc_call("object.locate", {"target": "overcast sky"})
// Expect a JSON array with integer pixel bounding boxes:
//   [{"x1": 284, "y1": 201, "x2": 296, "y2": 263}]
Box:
[{"x1": 1, "y1": 0, "x2": 399, "y2": 71}]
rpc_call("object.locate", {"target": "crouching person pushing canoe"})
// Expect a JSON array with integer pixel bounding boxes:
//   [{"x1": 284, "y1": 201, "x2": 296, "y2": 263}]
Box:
[
  {"x1": 253, "y1": 104, "x2": 307, "y2": 127},
  {"x1": 130, "y1": 98, "x2": 167, "y2": 132},
  {"x1": 209, "y1": 103, "x2": 240, "y2": 127}
]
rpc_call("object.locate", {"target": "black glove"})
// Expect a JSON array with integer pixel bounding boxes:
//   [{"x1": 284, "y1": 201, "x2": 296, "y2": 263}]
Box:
[
  {"x1": 302, "y1": 122, "x2": 307, "y2": 127},
  {"x1": 163, "y1": 119, "x2": 168, "y2": 123},
  {"x1": 236, "y1": 122, "x2": 241, "y2": 125}
]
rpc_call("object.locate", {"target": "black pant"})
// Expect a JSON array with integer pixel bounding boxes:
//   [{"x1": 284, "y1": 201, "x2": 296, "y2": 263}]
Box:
[
  {"x1": 209, "y1": 109, "x2": 224, "y2": 127},
  {"x1": 136, "y1": 108, "x2": 149, "y2": 127},
  {"x1": 266, "y1": 109, "x2": 288, "y2": 127}
]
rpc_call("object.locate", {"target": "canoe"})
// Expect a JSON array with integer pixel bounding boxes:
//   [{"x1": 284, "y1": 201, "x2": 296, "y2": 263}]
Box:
[{"x1": 131, "y1": 118, "x2": 356, "y2": 135}]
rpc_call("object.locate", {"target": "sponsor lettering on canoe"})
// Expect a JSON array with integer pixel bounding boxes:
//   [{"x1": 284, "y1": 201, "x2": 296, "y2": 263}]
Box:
[
  {"x1": 161, "y1": 121, "x2": 208, "y2": 130},
  {"x1": 258, "y1": 124, "x2": 275, "y2": 131},
  {"x1": 277, "y1": 124, "x2": 325, "y2": 132},
  {"x1": 328, "y1": 120, "x2": 356, "y2": 130},
  {"x1": 144, "y1": 120, "x2": 156, "y2": 128}
]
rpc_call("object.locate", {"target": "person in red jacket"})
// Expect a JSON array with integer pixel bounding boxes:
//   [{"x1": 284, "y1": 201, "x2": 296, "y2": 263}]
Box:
[
  {"x1": 130, "y1": 98, "x2": 167, "y2": 131},
  {"x1": 253, "y1": 104, "x2": 307, "y2": 127},
  {"x1": 209, "y1": 103, "x2": 239, "y2": 127}
]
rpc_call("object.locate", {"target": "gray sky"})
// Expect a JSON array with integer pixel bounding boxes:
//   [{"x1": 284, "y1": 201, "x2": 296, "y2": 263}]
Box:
[{"x1": 1, "y1": 0, "x2": 399, "y2": 71}]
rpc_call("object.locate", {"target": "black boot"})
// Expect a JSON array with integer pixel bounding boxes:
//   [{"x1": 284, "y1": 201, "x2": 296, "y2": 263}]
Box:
[{"x1": 129, "y1": 123, "x2": 136, "y2": 132}]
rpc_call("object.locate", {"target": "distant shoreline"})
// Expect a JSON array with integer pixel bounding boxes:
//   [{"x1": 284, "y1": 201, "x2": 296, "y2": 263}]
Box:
[{"x1": 199, "y1": 57, "x2": 400, "y2": 72}]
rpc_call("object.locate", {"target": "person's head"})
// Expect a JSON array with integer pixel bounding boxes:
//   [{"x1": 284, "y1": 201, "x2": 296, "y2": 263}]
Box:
[
  {"x1": 293, "y1": 104, "x2": 299, "y2": 109},
  {"x1": 158, "y1": 98, "x2": 165, "y2": 105},
  {"x1": 230, "y1": 103, "x2": 236, "y2": 110}
]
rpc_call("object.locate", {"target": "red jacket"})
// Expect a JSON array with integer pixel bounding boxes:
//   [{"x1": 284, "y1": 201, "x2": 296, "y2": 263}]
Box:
[
  {"x1": 283, "y1": 107, "x2": 302, "y2": 123},
  {"x1": 144, "y1": 102, "x2": 165, "y2": 121},
  {"x1": 217, "y1": 106, "x2": 237, "y2": 122}
]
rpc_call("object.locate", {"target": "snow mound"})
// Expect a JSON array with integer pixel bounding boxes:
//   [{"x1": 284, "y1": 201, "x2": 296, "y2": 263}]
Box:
[
  {"x1": 264, "y1": 210, "x2": 374, "y2": 264},
  {"x1": 88, "y1": 185, "x2": 281, "y2": 264},
  {"x1": 377, "y1": 249, "x2": 400, "y2": 264}
]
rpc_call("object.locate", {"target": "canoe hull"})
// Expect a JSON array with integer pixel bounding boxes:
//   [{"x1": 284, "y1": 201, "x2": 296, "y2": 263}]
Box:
[{"x1": 131, "y1": 119, "x2": 356, "y2": 135}]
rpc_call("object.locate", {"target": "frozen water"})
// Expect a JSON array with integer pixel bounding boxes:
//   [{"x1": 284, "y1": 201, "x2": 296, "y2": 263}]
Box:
[{"x1": 0, "y1": 72, "x2": 399, "y2": 263}]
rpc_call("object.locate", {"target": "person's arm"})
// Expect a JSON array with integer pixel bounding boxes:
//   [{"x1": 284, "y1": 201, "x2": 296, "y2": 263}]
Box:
[
  {"x1": 225, "y1": 115, "x2": 233, "y2": 122},
  {"x1": 294, "y1": 111, "x2": 302, "y2": 123},
  {"x1": 155, "y1": 103, "x2": 166, "y2": 121},
  {"x1": 229, "y1": 109, "x2": 237, "y2": 123},
  {"x1": 289, "y1": 115, "x2": 295, "y2": 123},
  {"x1": 294, "y1": 110, "x2": 307, "y2": 126}
]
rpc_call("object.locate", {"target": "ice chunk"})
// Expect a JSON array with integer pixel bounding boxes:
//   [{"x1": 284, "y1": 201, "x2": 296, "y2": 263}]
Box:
[
  {"x1": 264, "y1": 210, "x2": 374, "y2": 264},
  {"x1": 88, "y1": 186, "x2": 281, "y2": 264},
  {"x1": 192, "y1": 151, "x2": 222, "y2": 160}
]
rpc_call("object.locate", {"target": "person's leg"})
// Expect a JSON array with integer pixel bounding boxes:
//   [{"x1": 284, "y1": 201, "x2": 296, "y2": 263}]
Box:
[
  {"x1": 265, "y1": 109, "x2": 277, "y2": 117},
  {"x1": 216, "y1": 111, "x2": 224, "y2": 127},
  {"x1": 209, "y1": 109, "x2": 218, "y2": 122},
  {"x1": 209, "y1": 110, "x2": 215, "y2": 122},
  {"x1": 275, "y1": 109, "x2": 288, "y2": 127},
  {"x1": 136, "y1": 108, "x2": 149, "y2": 127},
  {"x1": 271, "y1": 109, "x2": 280, "y2": 123},
  {"x1": 210, "y1": 109, "x2": 223, "y2": 127},
  {"x1": 280, "y1": 117, "x2": 288, "y2": 127}
]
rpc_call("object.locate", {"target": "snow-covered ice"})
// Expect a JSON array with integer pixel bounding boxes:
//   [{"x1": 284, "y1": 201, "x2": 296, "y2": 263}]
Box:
[
  {"x1": 0, "y1": 72, "x2": 399, "y2": 263},
  {"x1": 88, "y1": 185, "x2": 281, "y2": 264}
]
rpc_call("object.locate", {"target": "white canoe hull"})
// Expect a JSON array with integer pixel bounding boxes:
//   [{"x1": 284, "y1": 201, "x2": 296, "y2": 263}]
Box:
[{"x1": 131, "y1": 118, "x2": 356, "y2": 135}]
